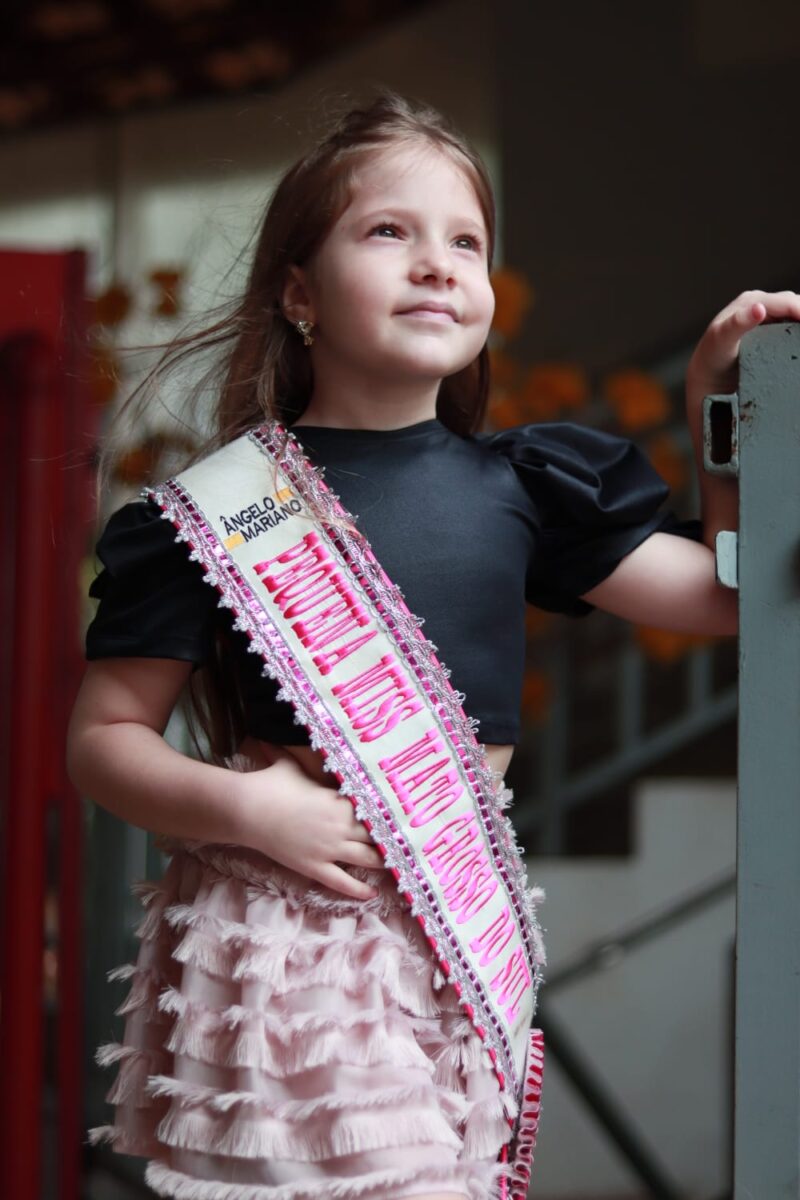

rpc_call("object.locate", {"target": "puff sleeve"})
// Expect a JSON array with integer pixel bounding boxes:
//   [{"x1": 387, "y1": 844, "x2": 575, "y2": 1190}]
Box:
[
  {"x1": 478, "y1": 422, "x2": 703, "y2": 617},
  {"x1": 85, "y1": 498, "x2": 219, "y2": 664}
]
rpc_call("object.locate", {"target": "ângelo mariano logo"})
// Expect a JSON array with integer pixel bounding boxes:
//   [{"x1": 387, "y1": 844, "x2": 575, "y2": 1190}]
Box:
[{"x1": 221, "y1": 486, "x2": 303, "y2": 548}]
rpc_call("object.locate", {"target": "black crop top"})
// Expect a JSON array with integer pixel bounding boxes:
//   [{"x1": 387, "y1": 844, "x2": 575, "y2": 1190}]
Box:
[{"x1": 85, "y1": 418, "x2": 703, "y2": 745}]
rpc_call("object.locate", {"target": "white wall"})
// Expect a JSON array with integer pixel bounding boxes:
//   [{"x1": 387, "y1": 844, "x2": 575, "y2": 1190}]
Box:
[
  {"x1": 0, "y1": 0, "x2": 499, "y2": 302},
  {"x1": 529, "y1": 778, "x2": 736, "y2": 1198}
]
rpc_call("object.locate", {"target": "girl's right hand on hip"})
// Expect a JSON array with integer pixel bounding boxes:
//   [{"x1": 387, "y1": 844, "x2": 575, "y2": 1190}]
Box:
[{"x1": 233, "y1": 749, "x2": 386, "y2": 900}]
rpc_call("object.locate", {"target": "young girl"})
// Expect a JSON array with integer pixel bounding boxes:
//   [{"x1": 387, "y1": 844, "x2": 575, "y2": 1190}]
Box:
[{"x1": 67, "y1": 90, "x2": 799, "y2": 1200}]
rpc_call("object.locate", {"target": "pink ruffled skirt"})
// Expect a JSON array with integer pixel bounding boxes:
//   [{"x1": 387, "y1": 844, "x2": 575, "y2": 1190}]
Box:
[{"x1": 90, "y1": 838, "x2": 518, "y2": 1200}]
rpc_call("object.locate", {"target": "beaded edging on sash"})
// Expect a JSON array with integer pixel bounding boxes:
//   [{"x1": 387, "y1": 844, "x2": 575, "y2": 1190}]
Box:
[{"x1": 143, "y1": 421, "x2": 545, "y2": 1196}]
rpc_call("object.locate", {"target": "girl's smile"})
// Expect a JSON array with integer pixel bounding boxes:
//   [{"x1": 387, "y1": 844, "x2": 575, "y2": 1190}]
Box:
[{"x1": 396, "y1": 303, "x2": 459, "y2": 322}]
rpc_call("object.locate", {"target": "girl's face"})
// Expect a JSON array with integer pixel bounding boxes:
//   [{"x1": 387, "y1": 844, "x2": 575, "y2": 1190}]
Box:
[{"x1": 286, "y1": 142, "x2": 495, "y2": 393}]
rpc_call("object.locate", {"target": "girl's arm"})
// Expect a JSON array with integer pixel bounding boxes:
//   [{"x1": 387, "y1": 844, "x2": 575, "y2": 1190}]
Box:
[
  {"x1": 579, "y1": 531, "x2": 737, "y2": 634},
  {"x1": 66, "y1": 657, "x2": 383, "y2": 899},
  {"x1": 67, "y1": 657, "x2": 253, "y2": 844},
  {"x1": 581, "y1": 289, "x2": 800, "y2": 634}
]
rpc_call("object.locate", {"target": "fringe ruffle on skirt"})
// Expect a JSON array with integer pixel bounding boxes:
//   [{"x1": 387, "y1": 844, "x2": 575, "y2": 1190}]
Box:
[{"x1": 90, "y1": 840, "x2": 518, "y2": 1200}]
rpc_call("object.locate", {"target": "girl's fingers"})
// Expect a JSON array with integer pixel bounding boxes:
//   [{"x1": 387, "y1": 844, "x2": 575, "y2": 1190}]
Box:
[
  {"x1": 714, "y1": 290, "x2": 793, "y2": 324},
  {"x1": 343, "y1": 839, "x2": 386, "y2": 868},
  {"x1": 706, "y1": 290, "x2": 798, "y2": 366},
  {"x1": 728, "y1": 289, "x2": 800, "y2": 323},
  {"x1": 724, "y1": 301, "x2": 765, "y2": 335},
  {"x1": 719, "y1": 307, "x2": 758, "y2": 335},
  {"x1": 688, "y1": 289, "x2": 800, "y2": 394},
  {"x1": 332, "y1": 797, "x2": 375, "y2": 841},
  {"x1": 316, "y1": 862, "x2": 379, "y2": 900}
]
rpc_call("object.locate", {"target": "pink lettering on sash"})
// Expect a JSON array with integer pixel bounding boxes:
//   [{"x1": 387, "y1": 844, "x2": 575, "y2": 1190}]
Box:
[
  {"x1": 293, "y1": 596, "x2": 352, "y2": 647},
  {"x1": 423, "y1": 814, "x2": 472, "y2": 862},
  {"x1": 253, "y1": 533, "x2": 318, "y2": 574},
  {"x1": 313, "y1": 630, "x2": 376, "y2": 675},
  {"x1": 443, "y1": 855, "x2": 497, "y2": 923},
  {"x1": 332, "y1": 654, "x2": 423, "y2": 743},
  {"x1": 469, "y1": 905, "x2": 516, "y2": 966},
  {"x1": 297, "y1": 607, "x2": 370, "y2": 655},
  {"x1": 256, "y1": 534, "x2": 330, "y2": 603},
  {"x1": 422, "y1": 814, "x2": 497, "y2": 922},
  {"x1": 333, "y1": 655, "x2": 398, "y2": 701},
  {"x1": 407, "y1": 769, "x2": 464, "y2": 828},
  {"x1": 378, "y1": 731, "x2": 464, "y2": 828},
  {"x1": 255, "y1": 532, "x2": 376, "y2": 675},
  {"x1": 286, "y1": 580, "x2": 339, "y2": 619},
  {"x1": 352, "y1": 691, "x2": 422, "y2": 742},
  {"x1": 489, "y1": 946, "x2": 532, "y2": 1022},
  {"x1": 402, "y1": 756, "x2": 452, "y2": 791},
  {"x1": 378, "y1": 730, "x2": 445, "y2": 808}
]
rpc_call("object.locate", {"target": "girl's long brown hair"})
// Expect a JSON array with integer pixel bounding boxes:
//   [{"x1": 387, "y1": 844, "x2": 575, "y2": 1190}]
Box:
[{"x1": 102, "y1": 88, "x2": 497, "y2": 763}]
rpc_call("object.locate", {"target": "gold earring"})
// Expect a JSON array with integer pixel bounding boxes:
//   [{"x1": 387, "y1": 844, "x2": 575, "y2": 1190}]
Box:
[{"x1": 295, "y1": 319, "x2": 314, "y2": 346}]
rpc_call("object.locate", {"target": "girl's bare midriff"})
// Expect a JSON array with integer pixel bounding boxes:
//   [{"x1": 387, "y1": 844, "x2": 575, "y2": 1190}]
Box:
[{"x1": 239, "y1": 737, "x2": 514, "y2": 789}]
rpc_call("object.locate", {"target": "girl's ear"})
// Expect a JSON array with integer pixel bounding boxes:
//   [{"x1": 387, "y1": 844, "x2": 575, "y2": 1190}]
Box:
[{"x1": 281, "y1": 265, "x2": 315, "y2": 326}]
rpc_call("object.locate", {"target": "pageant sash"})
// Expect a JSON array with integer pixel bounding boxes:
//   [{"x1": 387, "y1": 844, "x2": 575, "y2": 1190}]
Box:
[{"x1": 145, "y1": 422, "x2": 545, "y2": 1196}]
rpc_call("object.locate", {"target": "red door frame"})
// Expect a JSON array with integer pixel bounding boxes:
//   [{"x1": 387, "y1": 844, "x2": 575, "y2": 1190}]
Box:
[{"x1": 0, "y1": 248, "x2": 93, "y2": 1200}]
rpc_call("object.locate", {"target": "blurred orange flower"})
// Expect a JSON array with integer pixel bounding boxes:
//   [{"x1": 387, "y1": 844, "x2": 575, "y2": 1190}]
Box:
[
  {"x1": 488, "y1": 346, "x2": 523, "y2": 391},
  {"x1": 525, "y1": 607, "x2": 555, "y2": 639},
  {"x1": 645, "y1": 431, "x2": 689, "y2": 492},
  {"x1": 150, "y1": 268, "x2": 183, "y2": 317},
  {"x1": 90, "y1": 344, "x2": 120, "y2": 407},
  {"x1": 488, "y1": 394, "x2": 527, "y2": 430},
  {"x1": 634, "y1": 625, "x2": 714, "y2": 664},
  {"x1": 115, "y1": 445, "x2": 154, "y2": 486},
  {"x1": 517, "y1": 362, "x2": 590, "y2": 422},
  {"x1": 490, "y1": 268, "x2": 534, "y2": 341},
  {"x1": 521, "y1": 669, "x2": 552, "y2": 724},
  {"x1": 603, "y1": 369, "x2": 670, "y2": 432},
  {"x1": 114, "y1": 432, "x2": 197, "y2": 485},
  {"x1": 93, "y1": 283, "x2": 132, "y2": 327}
]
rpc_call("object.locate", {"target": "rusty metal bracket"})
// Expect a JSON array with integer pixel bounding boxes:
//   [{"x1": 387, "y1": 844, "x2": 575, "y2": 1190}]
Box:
[{"x1": 703, "y1": 392, "x2": 739, "y2": 477}]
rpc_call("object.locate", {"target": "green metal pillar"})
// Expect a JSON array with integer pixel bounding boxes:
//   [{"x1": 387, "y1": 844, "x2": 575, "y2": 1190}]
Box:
[{"x1": 708, "y1": 322, "x2": 800, "y2": 1196}]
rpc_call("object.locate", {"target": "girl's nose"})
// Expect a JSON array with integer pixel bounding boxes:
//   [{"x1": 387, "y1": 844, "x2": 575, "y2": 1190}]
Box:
[{"x1": 409, "y1": 243, "x2": 455, "y2": 285}]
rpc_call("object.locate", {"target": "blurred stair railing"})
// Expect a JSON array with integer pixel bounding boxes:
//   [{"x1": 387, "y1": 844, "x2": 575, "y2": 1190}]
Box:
[
  {"x1": 519, "y1": 636, "x2": 738, "y2": 851},
  {"x1": 539, "y1": 866, "x2": 736, "y2": 1200},
  {"x1": 515, "y1": 343, "x2": 737, "y2": 852}
]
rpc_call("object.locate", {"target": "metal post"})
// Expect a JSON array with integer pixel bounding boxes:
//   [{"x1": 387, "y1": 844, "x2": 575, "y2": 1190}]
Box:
[
  {"x1": 736, "y1": 322, "x2": 800, "y2": 1196},
  {"x1": 706, "y1": 322, "x2": 800, "y2": 1196}
]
